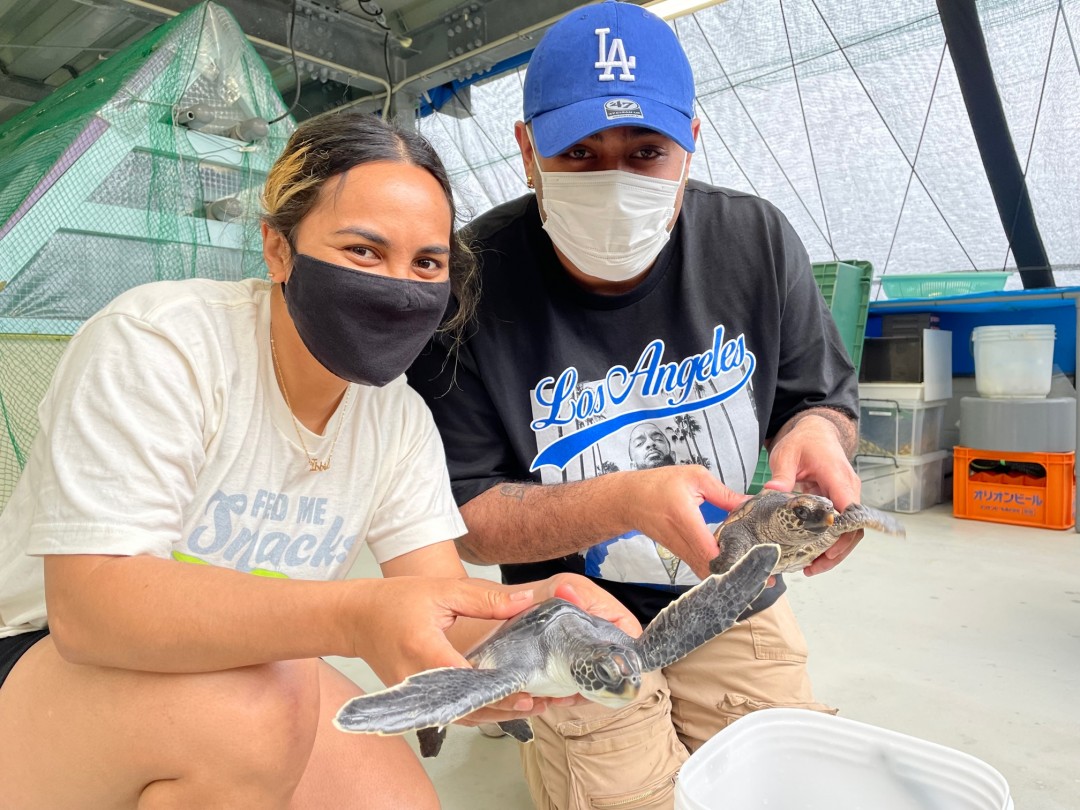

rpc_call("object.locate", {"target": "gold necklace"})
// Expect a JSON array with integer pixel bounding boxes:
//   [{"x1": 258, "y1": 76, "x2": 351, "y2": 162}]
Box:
[{"x1": 269, "y1": 329, "x2": 351, "y2": 472}]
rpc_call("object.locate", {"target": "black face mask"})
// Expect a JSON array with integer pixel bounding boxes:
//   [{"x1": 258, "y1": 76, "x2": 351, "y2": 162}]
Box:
[{"x1": 282, "y1": 254, "x2": 450, "y2": 386}]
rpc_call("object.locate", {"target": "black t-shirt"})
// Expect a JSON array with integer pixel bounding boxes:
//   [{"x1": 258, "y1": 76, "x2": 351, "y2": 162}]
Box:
[{"x1": 408, "y1": 182, "x2": 858, "y2": 627}]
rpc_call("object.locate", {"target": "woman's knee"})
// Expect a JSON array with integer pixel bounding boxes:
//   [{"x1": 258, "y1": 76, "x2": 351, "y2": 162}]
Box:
[
  {"x1": 215, "y1": 659, "x2": 322, "y2": 771},
  {"x1": 293, "y1": 662, "x2": 441, "y2": 810},
  {"x1": 0, "y1": 649, "x2": 325, "y2": 809}
]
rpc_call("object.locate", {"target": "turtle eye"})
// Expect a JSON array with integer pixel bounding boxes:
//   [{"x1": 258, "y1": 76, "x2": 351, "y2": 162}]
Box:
[
  {"x1": 793, "y1": 505, "x2": 810, "y2": 521},
  {"x1": 596, "y1": 659, "x2": 621, "y2": 685}
]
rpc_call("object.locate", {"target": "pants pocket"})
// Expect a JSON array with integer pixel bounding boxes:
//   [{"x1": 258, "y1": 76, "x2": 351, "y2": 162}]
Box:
[
  {"x1": 747, "y1": 599, "x2": 810, "y2": 663},
  {"x1": 716, "y1": 692, "x2": 838, "y2": 727},
  {"x1": 586, "y1": 772, "x2": 677, "y2": 809},
  {"x1": 561, "y1": 687, "x2": 687, "y2": 810}
]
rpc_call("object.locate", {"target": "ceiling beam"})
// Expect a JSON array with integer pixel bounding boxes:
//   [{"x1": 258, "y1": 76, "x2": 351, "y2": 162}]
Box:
[
  {"x1": 0, "y1": 73, "x2": 51, "y2": 106},
  {"x1": 103, "y1": 0, "x2": 394, "y2": 94},
  {"x1": 104, "y1": 0, "x2": 659, "y2": 117},
  {"x1": 392, "y1": 0, "x2": 583, "y2": 99}
]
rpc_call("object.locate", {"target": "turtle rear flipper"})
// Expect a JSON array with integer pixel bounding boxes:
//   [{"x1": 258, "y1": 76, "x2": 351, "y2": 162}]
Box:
[
  {"x1": 334, "y1": 666, "x2": 529, "y2": 736},
  {"x1": 636, "y1": 543, "x2": 780, "y2": 671},
  {"x1": 414, "y1": 715, "x2": 533, "y2": 759},
  {"x1": 834, "y1": 503, "x2": 906, "y2": 538},
  {"x1": 497, "y1": 718, "x2": 534, "y2": 743},
  {"x1": 417, "y1": 727, "x2": 447, "y2": 758}
]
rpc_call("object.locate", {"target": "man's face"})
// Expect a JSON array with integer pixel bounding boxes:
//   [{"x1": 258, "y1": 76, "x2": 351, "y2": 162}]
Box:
[
  {"x1": 628, "y1": 422, "x2": 675, "y2": 470},
  {"x1": 512, "y1": 121, "x2": 700, "y2": 292},
  {"x1": 516, "y1": 122, "x2": 698, "y2": 210}
]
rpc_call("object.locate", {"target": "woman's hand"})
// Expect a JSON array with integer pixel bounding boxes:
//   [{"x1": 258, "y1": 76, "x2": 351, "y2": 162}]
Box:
[
  {"x1": 347, "y1": 575, "x2": 536, "y2": 688},
  {"x1": 459, "y1": 574, "x2": 642, "y2": 720},
  {"x1": 347, "y1": 572, "x2": 647, "y2": 726},
  {"x1": 355, "y1": 546, "x2": 642, "y2": 726},
  {"x1": 346, "y1": 576, "x2": 576, "y2": 725},
  {"x1": 459, "y1": 573, "x2": 643, "y2": 716}
]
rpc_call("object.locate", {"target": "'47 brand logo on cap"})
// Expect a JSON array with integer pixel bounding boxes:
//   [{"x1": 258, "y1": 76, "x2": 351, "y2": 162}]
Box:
[
  {"x1": 595, "y1": 27, "x2": 636, "y2": 81},
  {"x1": 604, "y1": 99, "x2": 643, "y2": 120}
]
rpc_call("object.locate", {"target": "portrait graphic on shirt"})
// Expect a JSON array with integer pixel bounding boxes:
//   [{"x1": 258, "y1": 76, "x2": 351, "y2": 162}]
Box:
[{"x1": 528, "y1": 325, "x2": 760, "y2": 590}]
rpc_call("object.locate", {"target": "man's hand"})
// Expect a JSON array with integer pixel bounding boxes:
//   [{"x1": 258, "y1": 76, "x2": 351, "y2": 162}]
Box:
[
  {"x1": 621, "y1": 464, "x2": 749, "y2": 579},
  {"x1": 765, "y1": 411, "x2": 862, "y2": 576}
]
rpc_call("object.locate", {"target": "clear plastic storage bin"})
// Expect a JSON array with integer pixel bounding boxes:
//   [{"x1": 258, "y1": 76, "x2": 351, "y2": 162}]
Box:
[
  {"x1": 859, "y1": 398, "x2": 947, "y2": 457},
  {"x1": 856, "y1": 450, "x2": 948, "y2": 513}
]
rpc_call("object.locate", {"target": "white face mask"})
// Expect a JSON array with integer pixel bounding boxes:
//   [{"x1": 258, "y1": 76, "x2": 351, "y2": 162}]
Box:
[{"x1": 529, "y1": 132, "x2": 688, "y2": 284}]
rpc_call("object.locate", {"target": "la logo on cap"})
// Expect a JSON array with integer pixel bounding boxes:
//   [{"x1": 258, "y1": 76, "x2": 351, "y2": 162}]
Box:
[{"x1": 594, "y1": 27, "x2": 636, "y2": 82}]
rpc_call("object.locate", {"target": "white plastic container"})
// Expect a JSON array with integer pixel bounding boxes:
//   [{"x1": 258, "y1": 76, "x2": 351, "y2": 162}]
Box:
[
  {"x1": 676, "y1": 708, "x2": 1013, "y2": 810},
  {"x1": 973, "y1": 323, "x2": 1055, "y2": 399}
]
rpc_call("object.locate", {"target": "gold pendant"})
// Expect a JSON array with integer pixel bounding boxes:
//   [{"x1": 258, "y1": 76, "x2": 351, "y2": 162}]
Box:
[{"x1": 308, "y1": 458, "x2": 329, "y2": 472}]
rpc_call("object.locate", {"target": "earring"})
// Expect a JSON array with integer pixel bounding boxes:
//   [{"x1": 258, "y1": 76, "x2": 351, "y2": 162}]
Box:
[{"x1": 526, "y1": 175, "x2": 534, "y2": 189}]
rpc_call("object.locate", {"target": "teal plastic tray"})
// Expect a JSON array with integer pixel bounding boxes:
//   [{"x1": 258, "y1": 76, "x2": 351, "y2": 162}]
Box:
[{"x1": 881, "y1": 272, "x2": 1009, "y2": 299}]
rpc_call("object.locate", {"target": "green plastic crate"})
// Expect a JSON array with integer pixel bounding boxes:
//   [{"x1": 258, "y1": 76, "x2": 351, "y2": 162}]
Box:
[
  {"x1": 748, "y1": 260, "x2": 874, "y2": 493},
  {"x1": 880, "y1": 271, "x2": 1009, "y2": 299}
]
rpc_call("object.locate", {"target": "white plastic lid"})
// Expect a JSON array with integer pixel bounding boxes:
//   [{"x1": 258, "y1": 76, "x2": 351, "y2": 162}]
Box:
[{"x1": 972, "y1": 323, "x2": 1055, "y2": 340}]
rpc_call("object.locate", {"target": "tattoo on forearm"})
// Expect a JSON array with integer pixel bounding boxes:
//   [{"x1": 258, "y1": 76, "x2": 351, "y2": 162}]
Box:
[
  {"x1": 497, "y1": 482, "x2": 529, "y2": 501},
  {"x1": 453, "y1": 532, "x2": 485, "y2": 564},
  {"x1": 786, "y1": 407, "x2": 859, "y2": 457}
]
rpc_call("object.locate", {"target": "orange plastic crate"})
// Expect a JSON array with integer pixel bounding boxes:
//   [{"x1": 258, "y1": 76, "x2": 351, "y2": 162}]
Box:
[{"x1": 953, "y1": 446, "x2": 1075, "y2": 530}]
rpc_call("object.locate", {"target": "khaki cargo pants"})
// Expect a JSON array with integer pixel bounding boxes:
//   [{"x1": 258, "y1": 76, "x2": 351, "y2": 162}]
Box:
[{"x1": 519, "y1": 595, "x2": 836, "y2": 810}]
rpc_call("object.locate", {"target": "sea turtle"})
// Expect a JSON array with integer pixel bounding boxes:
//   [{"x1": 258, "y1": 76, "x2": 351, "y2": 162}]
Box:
[
  {"x1": 334, "y1": 543, "x2": 781, "y2": 757},
  {"x1": 711, "y1": 490, "x2": 906, "y2": 577}
]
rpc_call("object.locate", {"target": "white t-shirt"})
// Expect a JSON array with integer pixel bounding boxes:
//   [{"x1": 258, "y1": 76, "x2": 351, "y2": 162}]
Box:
[{"x1": 0, "y1": 279, "x2": 466, "y2": 636}]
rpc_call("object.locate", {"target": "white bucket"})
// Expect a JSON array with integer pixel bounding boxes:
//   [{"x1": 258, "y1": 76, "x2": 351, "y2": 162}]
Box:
[
  {"x1": 973, "y1": 323, "x2": 1055, "y2": 399},
  {"x1": 675, "y1": 708, "x2": 1013, "y2": 810}
]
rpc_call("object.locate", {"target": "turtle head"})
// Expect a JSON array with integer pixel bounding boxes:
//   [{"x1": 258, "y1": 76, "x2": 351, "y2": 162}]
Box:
[
  {"x1": 570, "y1": 644, "x2": 643, "y2": 708},
  {"x1": 782, "y1": 493, "x2": 839, "y2": 535}
]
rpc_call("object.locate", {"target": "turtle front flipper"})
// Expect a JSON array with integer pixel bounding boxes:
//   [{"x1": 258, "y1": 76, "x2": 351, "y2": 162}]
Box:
[
  {"x1": 709, "y1": 529, "x2": 753, "y2": 577},
  {"x1": 833, "y1": 503, "x2": 906, "y2": 538},
  {"x1": 636, "y1": 543, "x2": 780, "y2": 671},
  {"x1": 334, "y1": 666, "x2": 530, "y2": 737}
]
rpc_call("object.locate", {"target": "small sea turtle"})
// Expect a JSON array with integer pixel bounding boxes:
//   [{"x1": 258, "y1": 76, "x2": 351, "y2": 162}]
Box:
[
  {"x1": 711, "y1": 490, "x2": 906, "y2": 577},
  {"x1": 334, "y1": 543, "x2": 780, "y2": 757}
]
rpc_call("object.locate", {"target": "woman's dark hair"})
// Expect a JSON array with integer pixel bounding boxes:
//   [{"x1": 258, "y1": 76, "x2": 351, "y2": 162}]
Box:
[{"x1": 262, "y1": 111, "x2": 478, "y2": 339}]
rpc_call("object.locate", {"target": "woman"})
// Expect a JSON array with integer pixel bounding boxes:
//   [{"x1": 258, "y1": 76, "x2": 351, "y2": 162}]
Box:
[{"x1": 0, "y1": 112, "x2": 636, "y2": 809}]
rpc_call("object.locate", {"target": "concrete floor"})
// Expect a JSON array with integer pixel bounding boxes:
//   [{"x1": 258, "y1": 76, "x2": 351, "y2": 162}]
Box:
[{"x1": 331, "y1": 502, "x2": 1080, "y2": 810}]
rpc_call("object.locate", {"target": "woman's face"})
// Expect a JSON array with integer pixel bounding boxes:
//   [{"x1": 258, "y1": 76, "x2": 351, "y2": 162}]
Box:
[{"x1": 267, "y1": 160, "x2": 453, "y2": 283}]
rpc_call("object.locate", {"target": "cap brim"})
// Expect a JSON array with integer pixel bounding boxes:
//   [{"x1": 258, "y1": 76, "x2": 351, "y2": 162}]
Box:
[{"x1": 530, "y1": 96, "x2": 696, "y2": 158}]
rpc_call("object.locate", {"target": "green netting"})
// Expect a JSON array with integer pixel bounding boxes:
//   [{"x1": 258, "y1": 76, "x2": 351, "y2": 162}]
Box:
[{"x1": 0, "y1": 1, "x2": 294, "y2": 510}]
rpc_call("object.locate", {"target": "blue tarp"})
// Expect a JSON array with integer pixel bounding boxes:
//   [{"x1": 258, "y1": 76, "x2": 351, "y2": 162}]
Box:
[{"x1": 417, "y1": 51, "x2": 533, "y2": 118}]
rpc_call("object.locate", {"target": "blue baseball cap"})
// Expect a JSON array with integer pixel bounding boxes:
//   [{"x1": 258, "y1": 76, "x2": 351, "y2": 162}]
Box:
[{"x1": 523, "y1": 0, "x2": 696, "y2": 158}]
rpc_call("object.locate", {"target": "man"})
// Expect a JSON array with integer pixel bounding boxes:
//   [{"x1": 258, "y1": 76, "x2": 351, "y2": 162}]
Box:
[
  {"x1": 408, "y1": 2, "x2": 861, "y2": 807},
  {"x1": 628, "y1": 421, "x2": 677, "y2": 469}
]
